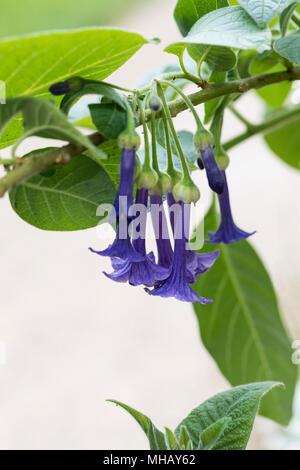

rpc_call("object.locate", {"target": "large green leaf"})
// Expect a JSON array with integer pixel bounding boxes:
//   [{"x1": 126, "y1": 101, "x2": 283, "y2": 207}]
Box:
[
  {"x1": 274, "y1": 30, "x2": 300, "y2": 65},
  {"x1": 193, "y1": 206, "x2": 298, "y2": 426},
  {"x1": 187, "y1": 44, "x2": 236, "y2": 72},
  {"x1": 9, "y1": 154, "x2": 116, "y2": 231},
  {"x1": 0, "y1": 28, "x2": 148, "y2": 98},
  {"x1": 280, "y1": 2, "x2": 300, "y2": 36},
  {"x1": 166, "y1": 6, "x2": 272, "y2": 55},
  {"x1": 0, "y1": 97, "x2": 105, "y2": 159},
  {"x1": 174, "y1": 0, "x2": 228, "y2": 37},
  {"x1": 107, "y1": 400, "x2": 167, "y2": 450},
  {"x1": 89, "y1": 103, "x2": 127, "y2": 140},
  {"x1": 0, "y1": 28, "x2": 148, "y2": 148},
  {"x1": 264, "y1": 106, "x2": 300, "y2": 169},
  {"x1": 175, "y1": 382, "x2": 283, "y2": 450},
  {"x1": 239, "y1": 0, "x2": 290, "y2": 28}
]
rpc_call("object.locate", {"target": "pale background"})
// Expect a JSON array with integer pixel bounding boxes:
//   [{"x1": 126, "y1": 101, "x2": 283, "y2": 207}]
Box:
[{"x1": 0, "y1": 0, "x2": 299, "y2": 450}]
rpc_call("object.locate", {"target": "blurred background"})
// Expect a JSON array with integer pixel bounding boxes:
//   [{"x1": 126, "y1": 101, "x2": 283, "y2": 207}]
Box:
[{"x1": 0, "y1": 0, "x2": 300, "y2": 450}]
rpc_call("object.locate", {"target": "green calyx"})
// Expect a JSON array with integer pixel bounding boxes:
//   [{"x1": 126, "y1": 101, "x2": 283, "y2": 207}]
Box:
[
  {"x1": 118, "y1": 130, "x2": 141, "y2": 151},
  {"x1": 172, "y1": 177, "x2": 200, "y2": 204},
  {"x1": 149, "y1": 172, "x2": 172, "y2": 196},
  {"x1": 136, "y1": 166, "x2": 158, "y2": 190},
  {"x1": 215, "y1": 147, "x2": 230, "y2": 171},
  {"x1": 194, "y1": 128, "x2": 214, "y2": 153}
]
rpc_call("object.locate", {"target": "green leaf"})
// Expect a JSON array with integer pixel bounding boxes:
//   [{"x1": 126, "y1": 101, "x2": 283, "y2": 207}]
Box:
[
  {"x1": 164, "y1": 428, "x2": 180, "y2": 450},
  {"x1": 239, "y1": 0, "x2": 290, "y2": 28},
  {"x1": 193, "y1": 205, "x2": 298, "y2": 426},
  {"x1": 280, "y1": 2, "x2": 300, "y2": 36},
  {"x1": 174, "y1": 0, "x2": 228, "y2": 37},
  {"x1": 0, "y1": 97, "x2": 105, "y2": 160},
  {"x1": 0, "y1": 28, "x2": 148, "y2": 148},
  {"x1": 166, "y1": 6, "x2": 272, "y2": 55},
  {"x1": 9, "y1": 154, "x2": 116, "y2": 231},
  {"x1": 87, "y1": 139, "x2": 122, "y2": 189},
  {"x1": 237, "y1": 49, "x2": 258, "y2": 78},
  {"x1": 107, "y1": 400, "x2": 167, "y2": 450},
  {"x1": 177, "y1": 426, "x2": 193, "y2": 450},
  {"x1": 175, "y1": 382, "x2": 283, "y2": 450},
  {"x1": 89, "y1": 103, "x2": 127, "y2": 140},
  {"x1": 199, "y1": 417, "x2": 231, "y2": 450},
  {"x1": 274, "y1": 30, "x2": 300, "y2": 65},
  {"x1": 249, "y1": 51, "x2": 279, "y2": 75},
  {"x1": 264, "y1": 106, "x2": 300, "y2": 169},
  {"x1": 1, "y1": 28, "x2": 148, "y2": 99},
  {"x1": 60, "y1": 81, "x2": 125, "y2": 115},
  {"x1": 187, "y1": 44, "x2": 236, "y2": 72}
]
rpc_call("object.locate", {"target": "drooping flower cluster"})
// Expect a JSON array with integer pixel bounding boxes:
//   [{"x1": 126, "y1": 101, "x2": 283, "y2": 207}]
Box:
[
  {"x1": 89, "y1": 127, "x2": 220, "y2": 303},
  {"x1": 88, "y1": 85, "x2": 255, "y2": 304}
]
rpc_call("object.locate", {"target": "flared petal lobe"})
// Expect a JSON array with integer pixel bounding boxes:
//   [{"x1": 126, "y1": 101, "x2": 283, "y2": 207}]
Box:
[
  {"x1": 207, "y1": 171, "x2": 255, "y2": 245},
  {"x1": 103, "y1": 188, "x2": 169, "y2": 286},
  {"x1": 146, "y1": 202, "x2": 212, "y2": 304}
]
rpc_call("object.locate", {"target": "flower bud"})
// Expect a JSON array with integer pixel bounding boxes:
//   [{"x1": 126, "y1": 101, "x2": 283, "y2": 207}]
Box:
[
  {"x1": 118, "y1": 130, "x2": 141, "y2": 151},
  {"x1": 172, "y1": 178, "x2": 200, "y2": 204},
  {"x1": 49, "y1": 76, "x2": 84, "y2": 96},
  {"x1": 149, "y1": 172, "x2": 172, "y2": 196},
  {"x1": 194, "y1": 128, "x2": 214, "y2": 153},
  {"x1": 136, "y1": 167, "x2": 158, "y2": 190},
  {"x1": 149, "y1": 96, "x2": 163, "y2": 113},
  {"x1": 215, "y1": 148, "x2": 230, "y2": 171}
]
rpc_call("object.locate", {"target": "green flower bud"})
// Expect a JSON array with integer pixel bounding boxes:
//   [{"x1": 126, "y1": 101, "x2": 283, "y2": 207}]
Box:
[
  {"x1": 194, "y1": 128, "x2": 214, "y2": 153},
  {"x1": 215, "y1": 147, "x2": 230, "y2": 171},
  {"x1": 118, "y1": 130, "x2": 141, "y2": 151},
  {"x1": 149, "y1": 172, "x2": 172, "y2": 196},
  {"x1": 136, "y1": 167, "x2": 158, "y2": 190},
  {"x1": 172, "y1": 178, "x2": 200, "y2": 204},
  {"x1": 149, "y1": 96, "x2": 163, "y2": 113}
]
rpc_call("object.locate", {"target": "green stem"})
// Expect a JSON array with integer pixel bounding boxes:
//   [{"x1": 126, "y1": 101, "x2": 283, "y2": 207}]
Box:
[
  {"x1": 150, "y1": 111, "x2": 159, "y2": 173},
  {"x1": 211, "y1": 97, "x2": 231, "y2": 149},
  {"x1": 159, "y1": 79, "x2": 204, "y2": 131},
  {"x1": 197, "y1": 47, "x2": 212, "y2": 77},
  {"x1": 2, "y1": 67, "x2": 300, "y2": 197},
  {"x1": 161, "y1": 110, "x2": 176, "y2": 175},
  {"x1": 98, "y1": 81, "x2": 136, "y2": 94},
  {"x1": 0, "y1": 133, "x2": 105, "y2": 197},
  {"x1": 156, "y1": 81, "x2": 190, "y2": 180},
  {"x1": 0, "y1": 158, "x2": 19, "y2": 165},
  {"x1": 123, "y1": 98, "x2": 135, "y2": 132},
  {"x1": 137, "y1": 98, "x2": 151, "y2": 169},
  {"x1": 228, "y1": 104, "x2": 254, "y2": 129},
  {"x1": 224, "y1": 104, "x2": 300, "y2": 150},
  {"x1": 178, "y1": 54, "x2": 202, "y2": 85}
]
